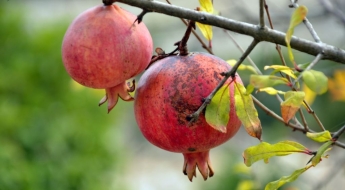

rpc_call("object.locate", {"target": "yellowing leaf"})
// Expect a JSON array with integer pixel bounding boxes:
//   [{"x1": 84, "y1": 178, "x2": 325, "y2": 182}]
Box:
[
  {"x1": 302, "y1": 70, "x2": 328, "y2": 94},
  {"x1": 195, "y1": 22, "x2": 213, "y2": 41},
  {"x1": 328, "y1": 70, "x2": 345, "y2": 101},
  {"x1": 265, "y1": 167, "x2": 309, "y2": 190},
  {"x1": 306, "y1": 131, "x2": 332, "y2": 143},
  {"x1": 227, "y1": 59, "x2": 258, "y2": 74},
  {"x1": 264, "y1": 65, "x2": 297, "y2": 79},
  {"x1": 250, "y1": 75, "x2": 289, "y2": 89},
  {"x1": 199, "y1": 0, "x2": 214, "y2": 13},
  {"x1": 234, "y1": 82, "x2": 262, "y2": 140},
  {"x1": 257, "y1": 87, "x2": 285, "y2": 95},
  {"x1": 281, "y1": 91, "x2": 305, "y2": 123},
  {"x1": 205, "y1": 84, "x2": 230, "y2": 133},
  {"x1": 197, "y1": 0, "x2": 214, "y2": 41},
  {"x1": 311, "y1": 141, "x2": 332, "y2": 166},
  {"x1": 285, "y1": 6, "x2": 308, "y2": 63},
  {"x1": 243, "y1": 141, "x2": 310, "y2": 167},
  {"x1": 302, "y1": 83, "x2": 316, "y2": 105}
]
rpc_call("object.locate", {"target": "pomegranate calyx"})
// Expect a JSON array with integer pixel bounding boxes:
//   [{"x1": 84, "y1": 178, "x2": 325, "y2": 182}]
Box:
[
  {"x1": 182, "y1": 150, "x2": 214, "y2": 182},
  {"x1": 99, "y1": 80, "x2": 135, "y2": 113}
]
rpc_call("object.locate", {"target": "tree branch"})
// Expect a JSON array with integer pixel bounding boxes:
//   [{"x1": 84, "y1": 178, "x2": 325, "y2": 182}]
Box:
[
  {"x1": 252, "y1": 96, "x2": 345, "y2": 149},
  {"x1": 116, "y1": 0, "x2": 345, "y2": 63}
]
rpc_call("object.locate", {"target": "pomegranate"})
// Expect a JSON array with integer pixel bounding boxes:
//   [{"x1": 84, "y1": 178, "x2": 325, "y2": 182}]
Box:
[
  {"x1": 62, "y1": 4, "x2": 153, "y2": 112},
  {"x1": 134, "y1": 52, "x2": 242, "y2": 181}
]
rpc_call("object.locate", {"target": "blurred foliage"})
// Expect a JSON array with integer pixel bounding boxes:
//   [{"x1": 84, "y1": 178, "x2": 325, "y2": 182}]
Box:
[{"x1": 0, "y1": 3, "x2": 127, "y2": 190}]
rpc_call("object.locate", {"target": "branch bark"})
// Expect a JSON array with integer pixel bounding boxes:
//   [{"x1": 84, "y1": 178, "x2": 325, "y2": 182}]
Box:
[{"x1": 116, "y1": 0, "x2": 345, "y2": 64}]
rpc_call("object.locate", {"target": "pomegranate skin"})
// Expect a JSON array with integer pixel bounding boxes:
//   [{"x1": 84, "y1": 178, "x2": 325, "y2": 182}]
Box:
[
  {"x1": 61, "y1": 4, "x2": 153, "y2": 112},
  {"x1": 134, "y1": 52, "x2": 242, "y2": 181}
]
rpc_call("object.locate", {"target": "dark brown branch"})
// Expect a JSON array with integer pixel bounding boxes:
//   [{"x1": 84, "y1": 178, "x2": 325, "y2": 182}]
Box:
[{"x1": 116, "y1": 0, "x2": 345, "y2": 63}]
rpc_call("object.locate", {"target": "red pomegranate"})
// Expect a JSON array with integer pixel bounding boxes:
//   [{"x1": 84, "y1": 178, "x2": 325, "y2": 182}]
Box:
[
  {"x1": 62, "y1": 4, "x2": 153, "y2": 112},
  {"x1": 134, "y1": 52, "x2": 242, "y2": 181}
]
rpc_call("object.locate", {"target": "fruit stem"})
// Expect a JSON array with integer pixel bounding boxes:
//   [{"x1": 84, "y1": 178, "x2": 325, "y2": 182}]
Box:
[
  {"x1": 103, "y1": 0, "x2": 115, "y2": 6},
  {"x1": 178, "y1": 20, "x2": 196, "y2": 56}
]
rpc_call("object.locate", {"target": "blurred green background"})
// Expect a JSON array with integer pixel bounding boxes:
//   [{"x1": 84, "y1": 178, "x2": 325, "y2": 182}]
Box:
[{"x1": 1, "y1": 0, "x2": 345, "y2": 190}]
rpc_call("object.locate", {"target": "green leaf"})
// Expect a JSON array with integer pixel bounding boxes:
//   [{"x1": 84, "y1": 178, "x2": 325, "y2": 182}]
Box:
[
  {"x1": 306, "y1": 131, "x2": 332, "y2": 142},
  {"x1": 243, "y1": 141, "x2": 310, "y2": 167},
  {"x1": 265, "y1": 167, "x2": 309, "y2": 190},
  {"x1": 234, "y1": 82, "x2": 262, "y2": 140},
  {"x1": 311, "y1": 141, "x2": 332, "y2": 166},
  {"x1": 285, "y1": 5, "x2": 308, "y2": 63},
  {"x1": 205, "y1": 84, "x2": 230, "y2": 133},
  {"x1": 246, "y1": 84, "x2": 255, "y2": 95},
  {"x1": 250, "y1": 75, "x2": 289, "y2": 89},
  {"x1": 281, "y1": 91, "x2": 305, "y2": 123},
  {"x1": 227, "y1": 59, "x2": 258, "y2": 74},
  {"x1": 257, "y1": 87, "x2": 285, "y2": 95},
  {"x1": 264, "y1": 65, "x2": 297, "y2": 79},
  {"x1": 302, "y1": 70, "x2": 328, "y2": 94}
]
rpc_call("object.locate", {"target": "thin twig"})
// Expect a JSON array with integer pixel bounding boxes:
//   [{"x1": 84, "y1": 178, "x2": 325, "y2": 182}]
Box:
[
  {"x1": 307, "y1": 102, "x2": 326, "y2": 131},
  {"x1": 187, "y1": 39, "x2": 259, "y2": 123},
  {"x1": 223, "y1": 30, "x2": 261, "y2": 74},
  {"x1": 293, "y1": 53, "x2": 324, "y2": 86},
  {"x1": 319, "y1": 0, "x2": 345, "y2": 26},
  {"x1": 166, "y1": 0, "x2": 213, "y2": 54},
  {"x1": 298, "y1": 109, "x2": 309, "y2": 131},
  {"x1": 259, "y1": 0, "x2": 265, "y2": 28},
  {"x1": 332, "y1": 124, "x2": 345, "y2": 140},
  {"x1": 115, "y1": 0, "x2": 345, "y2": 63}
]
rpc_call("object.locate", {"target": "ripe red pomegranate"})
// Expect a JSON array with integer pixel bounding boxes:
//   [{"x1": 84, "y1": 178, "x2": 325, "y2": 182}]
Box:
[
  {"x1": 62, "y1": 4, "x2": 153, "y2": 112},
  {"x1": 134, "y1": 52, "x2": 242, "y2": 181}
]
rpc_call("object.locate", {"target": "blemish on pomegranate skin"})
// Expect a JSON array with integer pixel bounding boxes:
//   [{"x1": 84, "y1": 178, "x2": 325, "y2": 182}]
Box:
[{"x1": 188, "y1": 147, "x2": 196, "y2": 152}]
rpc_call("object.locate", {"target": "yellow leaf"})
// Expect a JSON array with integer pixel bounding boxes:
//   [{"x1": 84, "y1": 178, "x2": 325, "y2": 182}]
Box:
[
  {"x1": 197, "y1": 0, "x2": 214, "y2": 41},
  {"x1": 257, "y1": 87, "x2": 285, "y2": 95},
  {"x1": 306, "y1": 131, "x2": 332, "y2": 143},
  {"x1": 199, "y1": 0, "x2": 214, "y2": 13},
  {"x1": 328, "y1": 70, "x2": 345, "y2": 101},
  {"x1": 285, "y1": 6, "x2": 308, "y2": 63},
  {"x1": 195, "y1": 22, "x2": 213, "y2": 41},
  {"x1": 264, "y1": 65, "x2": 297, "y2": 79}
]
